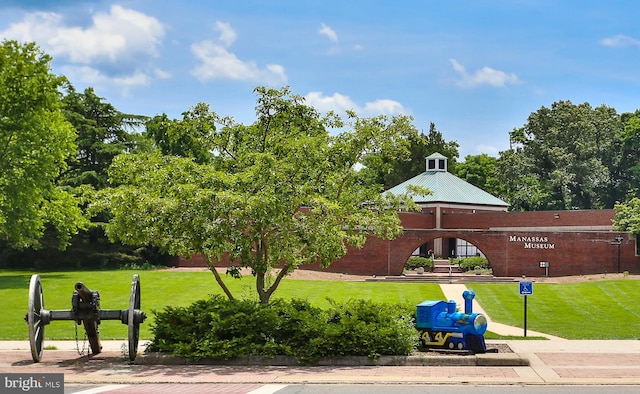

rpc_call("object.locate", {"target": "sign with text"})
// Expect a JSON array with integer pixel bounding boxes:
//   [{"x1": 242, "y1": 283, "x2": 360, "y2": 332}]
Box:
[
  {"x1": 509, "y1": 235, "x2": 555, "y2": 250},
  {"x1": 1, "y1": 373, "x2": 63, "y2": 393}
]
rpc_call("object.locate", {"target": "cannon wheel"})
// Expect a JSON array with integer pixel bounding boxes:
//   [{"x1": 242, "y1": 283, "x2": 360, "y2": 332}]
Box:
[
  {"x1": 128, "y1": 274, "x2": 141, "y2": 361},
  {"x1": 27, "y1": 274, "x2": 45, "y2": 362}
]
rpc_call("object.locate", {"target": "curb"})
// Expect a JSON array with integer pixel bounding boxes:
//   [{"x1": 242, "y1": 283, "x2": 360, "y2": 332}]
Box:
[{"x1": 136, "y1": 352, "x2": 529, "y2": 367}]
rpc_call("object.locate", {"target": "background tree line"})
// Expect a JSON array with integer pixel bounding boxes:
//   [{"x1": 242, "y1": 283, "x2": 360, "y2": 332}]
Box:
[
  {"x1": 357, "y1": 100, "x2": 640, "y2": 212},
  {"x1": 1, "y1": 40, "x2": 639, "y2": 271}
]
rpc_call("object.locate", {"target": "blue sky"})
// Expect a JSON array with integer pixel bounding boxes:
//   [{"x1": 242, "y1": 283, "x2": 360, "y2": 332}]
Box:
[{"x1": 1, "y1": 1, "x2": 639, "y2": 157}]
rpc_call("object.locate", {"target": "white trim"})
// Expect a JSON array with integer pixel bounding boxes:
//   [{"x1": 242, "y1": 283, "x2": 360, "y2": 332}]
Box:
[{"x1": 489, "y1": 226, "x2": 613, "y2": 231}]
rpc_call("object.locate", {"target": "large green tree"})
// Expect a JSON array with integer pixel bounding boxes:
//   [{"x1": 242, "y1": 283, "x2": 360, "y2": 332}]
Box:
[
  {"x1": 612, "y1": 114, "x2": 640, "y2": 238},
  {"x1": 618, "y1": 113, "x2": 640, "y2": 200},
  {"x1": 94, "y1": 87, "x2": 422, "y2": 304},
  {"x1": 359, "y1": 122, "x2": 459, "y2": 189},
  {"x1": 497, "y1": 101, "x2": 622, "y2": 210},
  {"x1": 61, "y1": 86, "x2": 150, "y2": 189},
  {"x1": 145, "y1": 103, "x2": 221, "y2": 164},
  {"x1": 495, "y1": 148, "x2": 550, "y2": 211},
  {"x1": 0, "y1": 40, "x2": 86, "y2": 249},
  {"x1": 454, "y1": 153, "x2": 502, "y2": 197},
  {"x1": 2, "y1": 84, "x2": 159, "y2": 269},
  {"x1": 613, "y1": 198, "x2": 640, "y2": 235}
]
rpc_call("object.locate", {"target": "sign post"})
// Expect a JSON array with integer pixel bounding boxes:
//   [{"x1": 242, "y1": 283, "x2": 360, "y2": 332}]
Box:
[
  {"x1": 539, "y1": 261, "x2": 549, "y2": 277},
  {"x1": 519, "y1": 277, "x2": 533, "y2": 337}
]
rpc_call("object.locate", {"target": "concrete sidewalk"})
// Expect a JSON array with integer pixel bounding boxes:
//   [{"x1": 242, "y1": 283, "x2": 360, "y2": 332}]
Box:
[{"x1": 2, "y1": 340, "x2": 640, "y2": 386}]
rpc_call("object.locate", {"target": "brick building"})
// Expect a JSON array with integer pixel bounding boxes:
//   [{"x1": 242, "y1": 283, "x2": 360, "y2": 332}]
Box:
[
  {"x1": 177, "y1": 153, "x2": 640, "y2": 277},
  {"x1": 305, "y1": 153, "x2": 639, "y2": 277}
]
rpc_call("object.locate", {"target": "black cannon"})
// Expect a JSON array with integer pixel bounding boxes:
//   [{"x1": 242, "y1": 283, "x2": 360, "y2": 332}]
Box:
[{"x1": 25, "y1": 274, "x2": 146, "y2": 362}]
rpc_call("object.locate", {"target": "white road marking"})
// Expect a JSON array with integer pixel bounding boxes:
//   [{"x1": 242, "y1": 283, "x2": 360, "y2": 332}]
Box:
[
  {"x1": 71, "y1": 385, "x2": 129, "y2": 394},
  {"x1": 248, "y1": 384, "x2": 289, "y2": 394}
]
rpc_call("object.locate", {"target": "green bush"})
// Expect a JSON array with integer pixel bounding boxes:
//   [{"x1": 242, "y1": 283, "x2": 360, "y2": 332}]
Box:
[
  {"x1": 148, "y1": 295, "x2": 418, "y2": 364},
  {"x1": 455, "y1": 256, "x2": 490, "y2": 272},
  {"x1": 0, "y1": 229, "x2": 171, "y2": 270},
  {"x1": 404, "y1": 256, "x2": 433, "y2": 271}
]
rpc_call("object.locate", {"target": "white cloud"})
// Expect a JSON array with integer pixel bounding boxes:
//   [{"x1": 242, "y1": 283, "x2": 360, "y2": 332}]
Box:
[
  {"x1": 0, "y1": 5, "x2": 165, "y2": 91},
  {"x1": 305, "y1": 91, "x2": 408, "y2": 116},
  {"x1": 305, "y1": 91, "x2": 356, "y2": 112},
  {"x1": 449, "y1": 59, "x2": 520, "y2": 88},
  {"x1": 215, "y1": 21, "x2": 236, "y2": 47},
  {"x1": 60, "y1": 65, "x2": 165, "y2": 95},
  {"x1": 364, "y1": 99, "x2": 407, "y2": 115},
  {"x1": 191, "y1": 21, "x2": 287, "y2": 85},
  {"x1": 61, "y1": 65, "x2": 105, "y2": 84},
  {"x1": 600, "y1": 34, "x2": 640, "y2": 48},
  {"x1": 191, "y1": 41, "x2": 286, "y2": 84},
  {"x1": 319, "y1": 23, "x2": 338, "y2": 42},
  {"x1": 154, "y1": 68, "x2": 172, "y2": 79},
  {"x1": 317, "y1": 23, "x2": 363, "y2": 55}
]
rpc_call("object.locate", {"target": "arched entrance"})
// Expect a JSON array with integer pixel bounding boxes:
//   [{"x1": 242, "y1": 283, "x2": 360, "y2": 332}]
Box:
[{"x1": 396, "y1": 230, "x2": 494, "y2": 272}]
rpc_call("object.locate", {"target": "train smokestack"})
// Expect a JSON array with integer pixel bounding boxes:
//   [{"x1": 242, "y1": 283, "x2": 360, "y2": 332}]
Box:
[{"x1": 462, "y1": 290, "x2": 475, "y2": 314}]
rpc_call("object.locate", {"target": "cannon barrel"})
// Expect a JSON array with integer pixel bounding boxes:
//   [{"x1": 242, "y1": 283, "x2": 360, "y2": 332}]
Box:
[{"x1": 74, "y1": 282, "x2": 94, "y2": 302}]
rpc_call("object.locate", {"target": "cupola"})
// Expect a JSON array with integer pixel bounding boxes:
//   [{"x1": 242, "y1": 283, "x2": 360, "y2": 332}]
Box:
[{"x1": 426, "y1": 152, "x2": 448, "y2": 172}]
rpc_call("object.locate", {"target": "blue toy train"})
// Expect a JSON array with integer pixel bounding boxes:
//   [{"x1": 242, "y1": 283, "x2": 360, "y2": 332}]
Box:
[{"x1": 416, "y1": 290, "x2": 489, "y2": 353}]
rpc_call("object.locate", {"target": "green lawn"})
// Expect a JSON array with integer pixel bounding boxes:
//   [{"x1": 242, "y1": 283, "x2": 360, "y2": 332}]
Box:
[
  {"x1": 6, "y1": 269, "x2": 640, "y2": 342},
  {"x1": 1, "y1": 269, "x2": 444, "y2": 341},
  {"x1": 471, "y1": 280, "x2": 640, "y2": 339}
]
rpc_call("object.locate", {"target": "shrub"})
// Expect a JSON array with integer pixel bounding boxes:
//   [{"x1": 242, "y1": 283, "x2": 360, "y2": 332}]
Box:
[
  {"x1": 404, "y1": 256, "x2": 433, "y2": 271},
  {"x1": 148, "y1": 295, "x2": 418, "y2": 364},
  {"x1": 149, "y1": 295, "x2": 288, "y2": 360},
  {"x1": 455, "y1": 256, "x2": 490, "y2": 272}
]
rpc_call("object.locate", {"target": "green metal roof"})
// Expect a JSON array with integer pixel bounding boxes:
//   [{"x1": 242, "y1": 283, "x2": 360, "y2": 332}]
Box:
[{"x1": 385, "y1": 170, "x2": 509, "y2": 207}]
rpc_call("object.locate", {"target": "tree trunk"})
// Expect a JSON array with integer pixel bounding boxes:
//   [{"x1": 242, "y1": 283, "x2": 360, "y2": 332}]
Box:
[
  {"x1": 256, "y1": 271, "x2": 269, "y2": 304},
  {"x1": 206, "y1": 260, "x2": 235, "y2": 301},
  {"x1": 256, "y1": 265, "x2": 292, "y2": 304}
]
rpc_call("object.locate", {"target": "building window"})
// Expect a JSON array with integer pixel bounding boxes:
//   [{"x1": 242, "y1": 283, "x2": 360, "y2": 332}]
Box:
[{"x1": 456, "y1": 239, "x2": 483, "y2": 258}]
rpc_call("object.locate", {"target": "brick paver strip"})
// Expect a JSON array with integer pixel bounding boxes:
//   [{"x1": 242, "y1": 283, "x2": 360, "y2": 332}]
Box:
[
  {"x1": 536, "y1": 353, "x2": 640, "y2": 366},
  {"x1": 554, "y1": 368, "x2": 640, "y2": 379},
  {"x1": 107, "y1": 384, "x2": 264, "y2": 394}
]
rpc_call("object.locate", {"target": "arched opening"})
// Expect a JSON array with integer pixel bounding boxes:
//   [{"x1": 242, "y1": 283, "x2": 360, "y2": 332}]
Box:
[
  {"x1": 402, "y1": 233, "x2": 493, "y2": 276},
  {"x1": 410, "y1": 241, "x2": 435, "y2": 258},
  {"x1": 447, "y1": 236, "x2": 491, "y2": 275},
  {"x1": 415, "y1": 237, "x2": 485, "y2": 259}
]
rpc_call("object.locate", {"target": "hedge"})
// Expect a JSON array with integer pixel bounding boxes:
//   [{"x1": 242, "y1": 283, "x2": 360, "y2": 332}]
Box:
[{"x1": 148, "y1": 295, "x2": 418, "y2": 364}]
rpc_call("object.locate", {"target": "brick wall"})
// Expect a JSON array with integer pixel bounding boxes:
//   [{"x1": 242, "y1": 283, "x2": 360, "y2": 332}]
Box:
[
  {"x1": 439, "y1": 209, "x2": 615, "y2": 230},
  {"x1": 176, "y1": 209, "x2": 640, "y2": 278},
  {"x1": 324, "y1": 228, "x2": 639, "y2": 277}
]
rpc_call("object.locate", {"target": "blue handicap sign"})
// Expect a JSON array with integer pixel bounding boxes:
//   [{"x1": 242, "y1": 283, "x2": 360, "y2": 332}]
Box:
[{"x1": 519, "y1": 281, "x2": 533, "y2": 295}]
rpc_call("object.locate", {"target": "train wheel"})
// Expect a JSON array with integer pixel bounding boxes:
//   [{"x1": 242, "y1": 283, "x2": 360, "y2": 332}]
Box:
[
  {"x1": 420, "y1": 331, "x2": 432, "y2": 347},
  {"x1": 457, "y1": 342, "x2": 464, "y2": 350}
]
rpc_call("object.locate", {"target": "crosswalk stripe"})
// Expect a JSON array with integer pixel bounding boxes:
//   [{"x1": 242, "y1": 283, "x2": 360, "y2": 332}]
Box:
[
  {"x1": 247, "y1": 384, "x2": 289, "y2": 394},
  {"x1": 72, "y1": 385, "x2": 129, "y2": 394}
]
